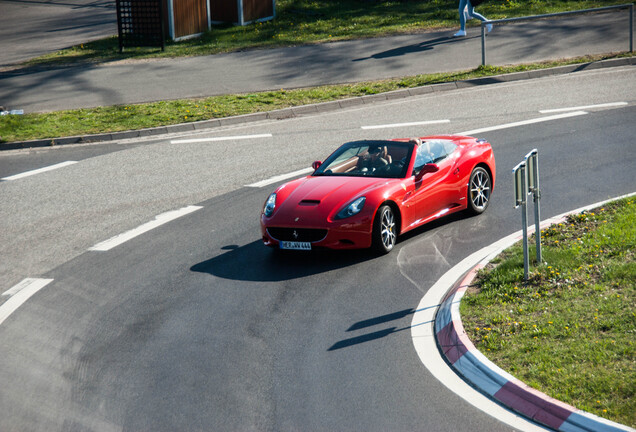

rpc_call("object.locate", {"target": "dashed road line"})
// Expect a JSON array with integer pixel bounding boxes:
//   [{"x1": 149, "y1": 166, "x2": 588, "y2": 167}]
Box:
[
  {"x1": 171, "y1": 134, "x2": 272, "y2": 144},
  {"x1": 246, "y1": 167, "x2": 313, "y2": 188},
  {"x1": 0, "y1": 278, "x2": 54, "y2": 326},
  {"x1": 88, "y1": 205, "x2": 203, "y2": 251},
  {"x1": 457, "y1": 111, "x2": 588, "y2": 136},
  {"x1": 539, "y1": 102, "x2": 627, "y2": 113},
  {"x1": 1, "y1": 161, "x2": 77, "y2": 181},
  {"x1": 361, "y1": 120, "x2": 450, "y2": 130}
]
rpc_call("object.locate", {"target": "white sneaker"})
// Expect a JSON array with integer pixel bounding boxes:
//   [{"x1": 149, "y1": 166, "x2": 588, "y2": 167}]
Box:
[
  {"x1": 453, "y1": 30, "x2": 466, "y2": 37},
  {"x1": 486, "y1": 23, "x2": 493, "y2": 33}
]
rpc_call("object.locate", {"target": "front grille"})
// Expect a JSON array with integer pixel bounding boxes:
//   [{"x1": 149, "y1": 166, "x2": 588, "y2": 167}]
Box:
[{"x1": 267, "y1": 227, "x2": 328, "y2": 242}]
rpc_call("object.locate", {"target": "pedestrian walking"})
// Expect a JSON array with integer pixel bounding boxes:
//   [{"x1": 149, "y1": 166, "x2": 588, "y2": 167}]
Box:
[{"x1": 453, "y1": 0, "x2": 492, "y2": 37}]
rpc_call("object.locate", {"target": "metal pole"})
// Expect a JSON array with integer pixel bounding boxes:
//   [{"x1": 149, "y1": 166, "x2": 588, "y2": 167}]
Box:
[
  {"x1": 521, "y1": 165, "x2": 529, "y2": 281},
  {"x1": 630, "y1": 4, "x2": 634, "y2": 52},
  {"x1": 532, "y1": 154, "x2": 542, "y2": 264},
  {"x1": 481, "y1": 23, "x2": 487, "y2": 66}
]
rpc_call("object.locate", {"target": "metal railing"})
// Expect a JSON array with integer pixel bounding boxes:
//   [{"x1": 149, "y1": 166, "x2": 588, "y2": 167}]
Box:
[{"x1": 481, "y1": 4, "x2": 634, "y2": 66}]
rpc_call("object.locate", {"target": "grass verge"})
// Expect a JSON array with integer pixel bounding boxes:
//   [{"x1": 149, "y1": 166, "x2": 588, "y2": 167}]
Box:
[
  {"x1": 460, "y1": 197, "x2": 635, "y2": 427},
  {"x1": 1, "y1": 52, "x2": 633, "y2": 144}
]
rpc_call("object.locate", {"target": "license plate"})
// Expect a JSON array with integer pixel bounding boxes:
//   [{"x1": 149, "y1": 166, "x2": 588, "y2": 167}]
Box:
[{"x1": 280, "y1": 241, "x2": 311, "y2": 250}]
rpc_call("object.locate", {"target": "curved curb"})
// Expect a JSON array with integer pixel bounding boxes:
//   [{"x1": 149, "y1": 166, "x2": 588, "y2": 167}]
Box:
[
  {"x1": 1, "y1": 57, "x2": 633, "y2": 151},
  {"x1": 429, "y1": 192, "x2": 636, "y2": 432}
]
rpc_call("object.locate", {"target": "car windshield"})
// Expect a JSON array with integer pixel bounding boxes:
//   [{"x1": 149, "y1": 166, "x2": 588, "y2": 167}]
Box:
[{"x1": 313, "y1": 141, "x2": 414, "y2": 179}]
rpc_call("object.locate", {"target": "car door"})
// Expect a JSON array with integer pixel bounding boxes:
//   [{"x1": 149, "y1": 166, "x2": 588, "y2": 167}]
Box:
[{"x1": 411, "y1": 140, "x2": 458, "y2": 224}]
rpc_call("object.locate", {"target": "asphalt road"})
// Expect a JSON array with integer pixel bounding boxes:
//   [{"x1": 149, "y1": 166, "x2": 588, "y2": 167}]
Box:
[
  {"x1": 0, "y1": 67, "x2": 635, "y2": 431},
  {"x1": 0, "y1": 0, "x2": 117, "y2": 67}
]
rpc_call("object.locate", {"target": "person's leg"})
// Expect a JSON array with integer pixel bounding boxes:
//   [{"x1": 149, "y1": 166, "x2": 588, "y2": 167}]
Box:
[
  {"x1": 466, "y1": 2, "x2": 487, "y2": 23},
  {"x1": 454, "y1": 0, "x2": 468, "y2": 36},
  {"x1": 458, "y1": 0, "x2": 468, "y2": 30},
  {"x1": 466, "y1": 1, "x2": 493, "y2": 32}
]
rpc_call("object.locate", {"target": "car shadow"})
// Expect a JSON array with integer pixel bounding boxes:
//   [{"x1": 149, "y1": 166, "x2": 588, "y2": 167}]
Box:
[
  {"x1": 190, "y1": 240, "x2": 378, "y2": 282},
  {"x1": 191, "y1": 210, "x2": 477, "y2": 283}
]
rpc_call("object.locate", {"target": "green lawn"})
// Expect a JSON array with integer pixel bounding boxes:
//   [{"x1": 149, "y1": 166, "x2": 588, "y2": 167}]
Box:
[{"x1": 461, "y1": 198, "x2": 636, "y2": 427}]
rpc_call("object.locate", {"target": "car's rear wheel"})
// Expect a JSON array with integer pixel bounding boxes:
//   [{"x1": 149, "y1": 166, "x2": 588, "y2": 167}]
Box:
[
  {"x1": 372, "y1": 205, "x2": 396, "y2": 254},
  {"x1": 467, "y1": 166, "x2": 491, "y2": 215}
]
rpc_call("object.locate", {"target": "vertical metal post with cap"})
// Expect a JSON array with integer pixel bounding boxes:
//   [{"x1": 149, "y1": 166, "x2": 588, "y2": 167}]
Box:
[
  {"x1": 513, "y1": 161, "x2": 529, "y2": 281},
  {"x1": 525, "y1": 149, "x2": 542, "y2": 264}
]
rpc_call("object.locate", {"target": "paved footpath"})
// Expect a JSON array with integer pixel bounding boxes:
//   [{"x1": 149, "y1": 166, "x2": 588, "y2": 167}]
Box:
[{"x1": 0, "y1": 9, "x2": 632, "y2": 113}]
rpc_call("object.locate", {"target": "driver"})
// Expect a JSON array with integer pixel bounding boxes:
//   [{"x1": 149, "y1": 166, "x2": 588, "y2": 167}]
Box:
[{"x1": 358, "y1": 145, "x2": 389, "y2": 172}]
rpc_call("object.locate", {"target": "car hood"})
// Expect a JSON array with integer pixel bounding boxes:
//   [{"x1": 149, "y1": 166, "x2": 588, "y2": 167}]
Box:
[{"x1": 275, "y1": 176, "x2": 391, "y2": 221}]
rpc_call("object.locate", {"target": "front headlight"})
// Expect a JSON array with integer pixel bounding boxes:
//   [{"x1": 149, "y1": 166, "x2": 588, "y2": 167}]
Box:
[
  {"x1": 335, "y1": 197, "x2": 366, "y2": 220},
  {"x1": 263, "y1": 193, "x2": 277, "y2": 217}
]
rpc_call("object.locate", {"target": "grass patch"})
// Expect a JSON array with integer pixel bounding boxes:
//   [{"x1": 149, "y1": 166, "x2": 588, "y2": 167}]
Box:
[
  {"x1": 461, "y1": 197, "x2": 636, "y2": 427},
  {"x1": 1, "y1": 52, "x2": 632, "y2": 144},
  {"x1": 13, "y1": 0, "x2": 630, "y2": 68}
]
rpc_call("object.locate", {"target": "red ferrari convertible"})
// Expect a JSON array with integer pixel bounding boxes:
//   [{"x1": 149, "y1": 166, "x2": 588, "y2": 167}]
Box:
[{"x1": 261, "y1": 135, "x2": 495, "y2": 254}]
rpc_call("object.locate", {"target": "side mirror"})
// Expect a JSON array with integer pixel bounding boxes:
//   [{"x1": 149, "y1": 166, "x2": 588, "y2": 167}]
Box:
[
  {"x1": 312, "y1": 161, "x2": 322, "y2": 170},
  {"x1": 414, "y1": 163, "x2": 439, "y2": 181}
]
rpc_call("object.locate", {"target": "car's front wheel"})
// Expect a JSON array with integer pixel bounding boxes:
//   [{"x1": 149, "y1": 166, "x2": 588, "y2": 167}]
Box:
[
  {"x1": 372, "y1": 205, "x2": 397, "y2": 254},
  {"x1": 467, "y1": 166, "x2": 492, "y2": 215}
]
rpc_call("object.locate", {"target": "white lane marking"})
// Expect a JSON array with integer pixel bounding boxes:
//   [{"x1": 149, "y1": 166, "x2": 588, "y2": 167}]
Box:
[
  {"x1": 408, "y1": 241, "x2": 551, "y2": 432},
  {"x1": 361, "y1": 120, "x2": 450, "y2": 130},
  {"x1": 171, "y1": 134, "x2": 272, "y2": 144},
  {"x1": 246, "y1": 111, "x2": 587, "y2": 189},
  {"x1": 246, "y1": 167, "x2": 313, "y2": 188},
  {"x1": 457, "y1": 111, "x2": 588, "y2": 136},
  {"x1": 88, "y1": 205, "x2": 202, "y2": 251},
  {"x1": 1, "y1": 161, "x2": 78, "y2": 181},
  {"x1": 539, "y1": 102, "x2": 627, "y2": 113},
  {"x1": 0, "y1": 278, "x2": 54, "y2": 326}
]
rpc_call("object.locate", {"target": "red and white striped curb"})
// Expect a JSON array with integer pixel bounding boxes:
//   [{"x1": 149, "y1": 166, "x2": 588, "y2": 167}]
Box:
[{"x1": 433, "y1": 193, "x2": 636, "y2": 432}]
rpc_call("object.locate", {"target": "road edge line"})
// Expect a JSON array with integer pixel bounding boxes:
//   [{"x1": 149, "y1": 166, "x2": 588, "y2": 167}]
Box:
[{"x1": 411, "y1": 192, "x2": 636, "y2": 432}]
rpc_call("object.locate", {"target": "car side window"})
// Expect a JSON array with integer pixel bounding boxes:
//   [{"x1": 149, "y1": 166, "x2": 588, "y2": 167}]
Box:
[
  {"x1": 413, "y1": 144, "x2": 434, "y2": 172},
  {"x1": 443, "y1": 141, "x2": 457, "y2": 156},
  {"x1": 413, "y1": 140, "x2": 458, "y2": 175}
]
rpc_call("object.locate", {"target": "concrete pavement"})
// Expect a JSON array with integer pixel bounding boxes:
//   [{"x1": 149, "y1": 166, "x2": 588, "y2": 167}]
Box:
[{"x1": 0, "y1": 0, "x2": 117, "y2": 67}]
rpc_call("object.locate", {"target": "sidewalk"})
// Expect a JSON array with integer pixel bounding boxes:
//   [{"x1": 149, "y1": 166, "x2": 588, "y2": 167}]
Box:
[{"x1": 0, "y1": 9, "x2": 631, "y2": 114}]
